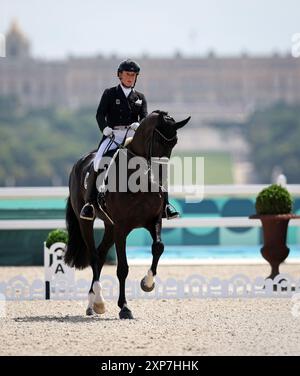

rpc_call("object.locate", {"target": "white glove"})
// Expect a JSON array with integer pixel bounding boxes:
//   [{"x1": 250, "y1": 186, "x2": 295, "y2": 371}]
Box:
[
  {"x1": 103, "y1": 126, "x2": 113, "y2": 137},
  {"x1": 130, "y1": 122, "x2": 140, "y2": 131}
]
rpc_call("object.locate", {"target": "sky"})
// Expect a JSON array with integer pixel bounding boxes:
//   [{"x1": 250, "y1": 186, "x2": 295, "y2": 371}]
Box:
[{"x1": 1, "y1": 0, "x2": 299, "y2": 59}]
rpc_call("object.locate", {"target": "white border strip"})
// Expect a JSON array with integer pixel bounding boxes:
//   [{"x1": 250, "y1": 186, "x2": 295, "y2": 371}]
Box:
[
  {"x1": 1, "y1": 217, "x2": 300, "y2": 229},
  {"x1": 128, "y1": 258, "x2": 300, "y2": 265},
  {"x1": 1, "y1": 184, "x2": 300, "y2": 199}
]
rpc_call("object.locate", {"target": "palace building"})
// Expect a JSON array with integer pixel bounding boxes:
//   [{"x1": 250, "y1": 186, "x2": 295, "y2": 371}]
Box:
[{"x1": 1, "y1": 20, "x2": 300, "y2": 125}]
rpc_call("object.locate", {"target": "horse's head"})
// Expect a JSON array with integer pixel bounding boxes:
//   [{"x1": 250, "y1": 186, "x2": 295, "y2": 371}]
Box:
[{"x1": 128, "y1": 110, "x2": 191, "y2": 159}]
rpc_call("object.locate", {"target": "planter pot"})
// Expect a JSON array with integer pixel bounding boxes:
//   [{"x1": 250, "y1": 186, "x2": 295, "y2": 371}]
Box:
[{"x1": 249, "y1": 214, "x2": 300, "y2": 279}]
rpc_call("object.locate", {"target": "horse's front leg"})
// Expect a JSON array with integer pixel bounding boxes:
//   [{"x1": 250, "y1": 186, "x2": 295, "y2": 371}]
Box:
[
  {"x1": 141, "y1": 218, "x2": 164, "y2": 292},
  {"x1": 114, "y1": 225, "x2": 133, "y2": 319}
]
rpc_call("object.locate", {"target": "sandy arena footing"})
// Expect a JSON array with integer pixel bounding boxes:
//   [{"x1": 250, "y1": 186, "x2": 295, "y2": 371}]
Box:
[{"x1": 0, "y1": 263, "x2": 300, "y2": 356}]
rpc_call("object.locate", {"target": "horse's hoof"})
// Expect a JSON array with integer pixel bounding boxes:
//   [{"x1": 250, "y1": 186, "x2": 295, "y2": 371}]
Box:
[
  {"x1": 140, "y1": 278, "x2": 155, "y2": 292},
  {"x1": 86, "y1": 307, "x2": 94, "y2": 316},
  {"x1": 93, "y1": 301, "x2": 106, "y2": 314},
  {"x1": 119, "y1": 306, "x2": 134, "y2": 320}
]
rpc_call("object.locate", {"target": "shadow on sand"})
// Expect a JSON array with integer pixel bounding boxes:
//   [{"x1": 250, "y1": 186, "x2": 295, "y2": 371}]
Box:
[{"x1": 13, "y1": 315, "x2": 124, "y2": 323}]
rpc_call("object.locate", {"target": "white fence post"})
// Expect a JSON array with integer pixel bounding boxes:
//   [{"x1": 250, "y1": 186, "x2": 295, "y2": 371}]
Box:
[{"x1": 44, "y1": 242, "x2": 75, "y2": 300}]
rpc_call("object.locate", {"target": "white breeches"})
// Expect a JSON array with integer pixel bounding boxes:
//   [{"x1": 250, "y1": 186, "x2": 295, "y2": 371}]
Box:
[{"x1": 93, "y1": 128, "x2": 134, "y2": 172}]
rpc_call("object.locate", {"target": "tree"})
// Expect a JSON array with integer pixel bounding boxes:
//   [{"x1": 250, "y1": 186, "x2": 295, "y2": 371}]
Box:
[
  {"x1": 244, "y1": 102, "x2": 300, "y2": 183},
  {"x1": 0, "y1": 96, "x2": 100, "y2": 186}
]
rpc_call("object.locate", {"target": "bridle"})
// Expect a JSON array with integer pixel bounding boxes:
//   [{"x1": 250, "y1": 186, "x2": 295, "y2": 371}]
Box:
[
  {"x1": 154, "y1": 127, "x2": 178, "y2": 143},
  {"x1": 147, "y1": 126, "x2": 177, "y2": 167}
]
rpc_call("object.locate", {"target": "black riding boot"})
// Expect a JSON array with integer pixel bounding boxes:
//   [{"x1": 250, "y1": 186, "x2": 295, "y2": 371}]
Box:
[
  {"x1": 80, "y1": 168, "x2": 98, "y2": 220},
  {"x1": 162, "y1": 191, "x2": 180, "y2": 220}
]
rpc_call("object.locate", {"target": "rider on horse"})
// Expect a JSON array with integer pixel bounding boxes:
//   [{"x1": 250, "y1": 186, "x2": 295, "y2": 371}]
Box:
[{"x1": 80, "y1": 59, "x2": 180, "y2": 221}]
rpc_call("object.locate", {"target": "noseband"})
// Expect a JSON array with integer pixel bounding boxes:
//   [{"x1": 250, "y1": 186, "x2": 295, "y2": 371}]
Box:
[{"x1": 147, "y1": 126, "x2": 177, "y2": 165}]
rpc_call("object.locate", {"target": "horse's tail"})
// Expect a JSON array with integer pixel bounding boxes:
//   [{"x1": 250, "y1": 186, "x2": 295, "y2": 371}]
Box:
[{"x1": 64, "y1": 196, "x2": 90, "y2": 269}]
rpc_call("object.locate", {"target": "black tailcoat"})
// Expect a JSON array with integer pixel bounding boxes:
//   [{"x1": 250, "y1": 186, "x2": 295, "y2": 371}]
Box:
[{"x1": 96, "y1": 84, "x2": 148, "y2": 132}]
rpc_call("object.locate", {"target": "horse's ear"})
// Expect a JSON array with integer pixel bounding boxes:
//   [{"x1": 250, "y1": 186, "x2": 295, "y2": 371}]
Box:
[{"x1": 174, "y1": 116, "x2": 191, "y2": 130}]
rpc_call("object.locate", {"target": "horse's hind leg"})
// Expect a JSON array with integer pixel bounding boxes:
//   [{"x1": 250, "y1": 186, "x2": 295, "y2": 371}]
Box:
[
  {"x1": 141, "y1": 219, "x2": 164, "y2": 292},
  {"x1": 77, "y1": 220, "x2": 101, "y2": 316},
  {"x1": 91, "y1": 224, "x2": 114, "y2": 315}
]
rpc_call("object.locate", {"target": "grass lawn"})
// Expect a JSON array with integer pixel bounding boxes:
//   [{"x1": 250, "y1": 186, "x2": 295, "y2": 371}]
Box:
[{"x1": 170, "y1": 150, "x2": 234, "y2": 185}]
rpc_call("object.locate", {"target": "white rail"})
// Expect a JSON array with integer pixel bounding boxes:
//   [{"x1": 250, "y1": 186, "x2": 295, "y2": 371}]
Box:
[
  {"x1": 1, "y1": 217, "x2": 300, "y2": 230},
  {"x1": 1, "y1": 184, "x2": 300, "y2": 199}
]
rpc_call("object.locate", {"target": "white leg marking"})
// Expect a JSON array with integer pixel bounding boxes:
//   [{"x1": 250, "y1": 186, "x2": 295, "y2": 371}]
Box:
[
  {"x1": 87, "y1": 292, "x2": 95, "y2": 309},
  {"x1": 93, "y1": 281, "x2": 105, "y2": 303},
  {"x1": 93, "y1": 281, "x2": 106, "y2": 314},
  {"x1": 144, "y1": 269, "x2": 154, "y2": 288}
]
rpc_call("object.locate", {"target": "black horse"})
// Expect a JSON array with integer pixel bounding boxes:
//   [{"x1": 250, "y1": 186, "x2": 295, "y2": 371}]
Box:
[{"x1": 64, "y1": 110, "x2": 190, "y2": 319}]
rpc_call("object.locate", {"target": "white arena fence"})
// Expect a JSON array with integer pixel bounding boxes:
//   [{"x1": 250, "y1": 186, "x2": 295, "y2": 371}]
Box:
[
  {"x1": 1, "y1": 185, "x2": 300, "y2": 302},
  {"x1": 0, "y1": 184, "x2": 300, "y2": 230},
  {"x1": 1, "y1": 273, "x2": 300, "y2": 301}
]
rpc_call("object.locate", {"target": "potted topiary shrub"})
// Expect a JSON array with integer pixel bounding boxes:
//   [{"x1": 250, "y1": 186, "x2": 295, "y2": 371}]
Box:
[
  {"x1": 249, "y1": 184, "x2": 300, "y2": 279},
  {"x1": 45, "y1": 229, "x2": 68, "y2": 249}
]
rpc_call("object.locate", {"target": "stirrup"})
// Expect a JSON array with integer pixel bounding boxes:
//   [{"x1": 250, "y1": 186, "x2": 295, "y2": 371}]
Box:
[
  {"x1": 165, "y1": 204, "x2": 180, "y2": 220},
  {"x1": 80, "y1": 203, "x2": 95, "y2": 221}
]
